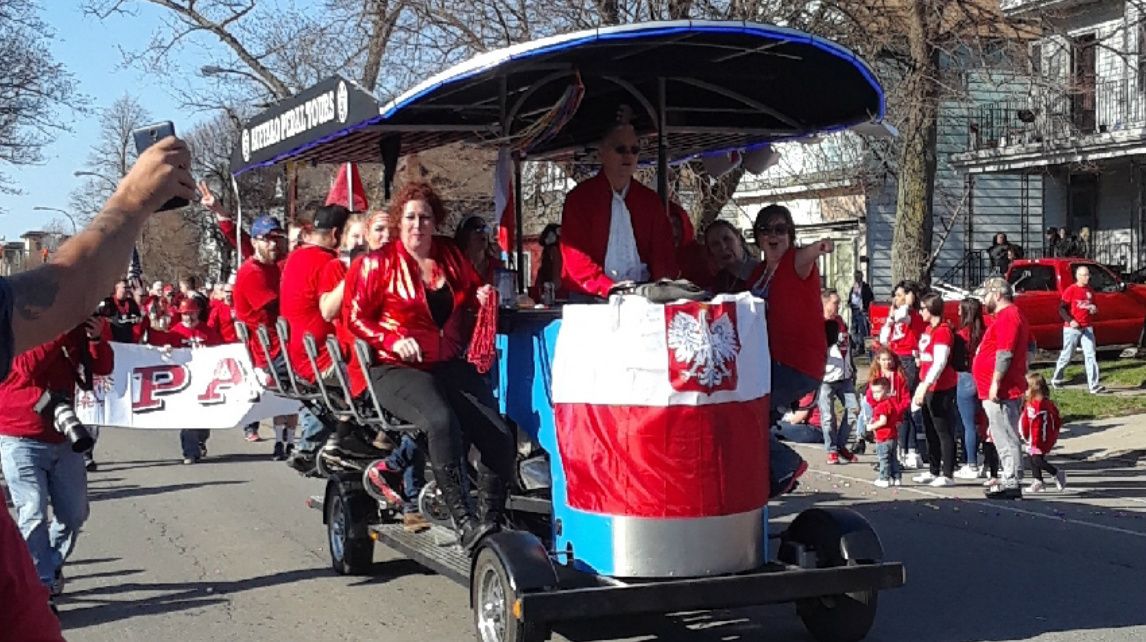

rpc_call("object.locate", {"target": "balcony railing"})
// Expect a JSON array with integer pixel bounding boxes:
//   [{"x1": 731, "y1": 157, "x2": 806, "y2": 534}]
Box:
[{"x1": 967, "y1": 77, "x2": 1146, "y2": 152}]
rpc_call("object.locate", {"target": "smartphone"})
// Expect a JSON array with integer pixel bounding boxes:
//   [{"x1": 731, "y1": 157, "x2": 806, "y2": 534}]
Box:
[{"x1": 131, "y1": 121, "x2": 189, "y2": 212}]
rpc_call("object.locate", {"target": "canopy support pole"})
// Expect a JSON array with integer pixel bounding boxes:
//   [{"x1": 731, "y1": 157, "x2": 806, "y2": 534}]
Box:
[
  {"x1": 514, "y1": 154, "x2": 525, "y2": 293},
  {"x1": 657, "y1": 77, "x2": 668, "y2": 209},
  {"x1": 230, "y1": 175, "x2": 244, "y2": 266}
]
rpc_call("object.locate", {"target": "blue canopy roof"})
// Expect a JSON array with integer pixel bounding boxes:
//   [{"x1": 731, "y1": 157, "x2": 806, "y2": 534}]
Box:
[{"x1": 231, "y1": 20, "x2": 885, "y2": 176}]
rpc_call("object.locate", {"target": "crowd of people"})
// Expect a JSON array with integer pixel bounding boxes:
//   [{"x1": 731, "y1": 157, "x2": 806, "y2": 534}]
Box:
[{"x1": 988, "y1": 226, "x2": 1094, "y2": 275}]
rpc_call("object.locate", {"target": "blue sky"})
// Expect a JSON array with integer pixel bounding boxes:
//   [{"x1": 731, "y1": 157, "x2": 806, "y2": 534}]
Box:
[{"x1": 0, "y1": 3, "x2": 211, "y2": 239}]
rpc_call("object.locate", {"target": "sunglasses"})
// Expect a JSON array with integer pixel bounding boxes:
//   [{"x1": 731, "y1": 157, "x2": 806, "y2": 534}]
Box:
[
  {"x1": 612, "y1": 145, "x2": 640, "y2": 156},
  {"x1": 755, "y1": 223, "x2": 790, "y2": 236}
]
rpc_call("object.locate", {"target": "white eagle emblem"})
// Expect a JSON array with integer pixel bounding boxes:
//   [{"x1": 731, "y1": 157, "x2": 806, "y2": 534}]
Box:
[{"x1": 666, "y1": 307, "x2": 740, "y2": 390}]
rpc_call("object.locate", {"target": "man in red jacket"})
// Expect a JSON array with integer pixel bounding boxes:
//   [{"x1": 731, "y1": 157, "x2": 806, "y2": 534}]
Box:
[
  {"x1": 560, "y1": 111, "x2": 680, "y2": 298},
  {"x1": 0, "y1": 315, "x2": 113, "y2": 602}
]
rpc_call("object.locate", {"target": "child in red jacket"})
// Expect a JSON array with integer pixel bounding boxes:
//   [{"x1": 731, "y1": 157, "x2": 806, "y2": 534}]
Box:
[
  {"x1": 866, "y1": 377, "x2": 902, "y2": 488},
  {"x1": 1020, "y1": 373, "x2": 1067, "y2": 492}
]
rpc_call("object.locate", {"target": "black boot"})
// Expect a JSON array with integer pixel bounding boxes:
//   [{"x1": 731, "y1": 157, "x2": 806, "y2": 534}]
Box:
[
  {"x1": 477, "y1": 472, "x2": 508, "y2": 530},
  {"x1": 435, "y1": 463, "x2": 497, "y2": 552}
]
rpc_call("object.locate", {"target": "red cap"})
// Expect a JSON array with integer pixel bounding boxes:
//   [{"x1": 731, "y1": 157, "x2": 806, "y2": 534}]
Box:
[{"x1": 178, "y1": 298, "x2": 201, "y2": 314}]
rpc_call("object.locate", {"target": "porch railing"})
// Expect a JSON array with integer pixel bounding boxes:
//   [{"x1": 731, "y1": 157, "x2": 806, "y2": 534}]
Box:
[{"x1": 967, "y1": 77, "x2": 1146, "y2": 152}]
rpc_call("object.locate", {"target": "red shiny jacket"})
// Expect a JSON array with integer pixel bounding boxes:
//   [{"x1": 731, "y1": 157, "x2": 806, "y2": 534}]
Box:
[
  {"x1": 0, "y1": 323, "x2": 113, "y2": 443},
  {"x1": 347, "y1": 236, "x2": 482, "y2": 394}
]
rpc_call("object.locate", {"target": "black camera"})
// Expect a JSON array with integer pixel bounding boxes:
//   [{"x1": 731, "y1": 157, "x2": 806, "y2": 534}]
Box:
[{"x1": 34, "y1": 391, "x2": 93, "y2": 453}]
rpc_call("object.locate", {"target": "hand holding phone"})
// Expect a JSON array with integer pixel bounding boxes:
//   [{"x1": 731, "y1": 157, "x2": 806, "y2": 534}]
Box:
[{"x1": 131, "y1": 121, "x2": 190, "y2": 212}]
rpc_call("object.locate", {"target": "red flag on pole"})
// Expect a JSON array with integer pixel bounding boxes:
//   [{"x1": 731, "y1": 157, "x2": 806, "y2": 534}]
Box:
[
  {"x1": 494, "y1": 148, "x2": 515, "y2": 255},
  {"x1": 326, "y1": 162, "x2": 369, "y2": 212}
]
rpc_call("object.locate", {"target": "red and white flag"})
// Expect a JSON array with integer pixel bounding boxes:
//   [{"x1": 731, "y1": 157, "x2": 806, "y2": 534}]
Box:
[{"x1": 551, "y1": 292, "x2": 771, "y2": 519}]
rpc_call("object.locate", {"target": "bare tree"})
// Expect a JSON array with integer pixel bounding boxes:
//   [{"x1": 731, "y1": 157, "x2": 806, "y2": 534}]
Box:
[
  {"x1": 68, "y1": 95, "x2": 151, "y2": 227},
  {"x1": 0, "y1": 0, "x2": 82, "y2": 200}
]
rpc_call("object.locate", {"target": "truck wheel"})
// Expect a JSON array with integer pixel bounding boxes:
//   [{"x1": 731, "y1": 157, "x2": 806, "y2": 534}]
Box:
[
  {"x1": 326, "y1": 483, "x2": 374, "y2": 575},
  {"x1": 782, "y1": 508, "x2": 880, "y2": 642},
  {"x1": 471, "y1": 547, "x2": 548, "y2": 642}
]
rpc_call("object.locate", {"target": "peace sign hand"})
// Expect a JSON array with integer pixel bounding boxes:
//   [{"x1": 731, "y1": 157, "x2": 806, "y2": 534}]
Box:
[{"x1": 197, "y1": 180, "x2": 228, "y2": 218}]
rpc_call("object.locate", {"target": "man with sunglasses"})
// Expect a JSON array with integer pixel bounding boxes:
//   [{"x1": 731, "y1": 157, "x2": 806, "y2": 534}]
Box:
[{"x1": 560, "y1": 113, "x2": 680, "y2": 298}]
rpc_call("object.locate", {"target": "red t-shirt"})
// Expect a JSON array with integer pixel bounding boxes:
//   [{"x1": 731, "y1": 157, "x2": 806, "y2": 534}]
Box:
[
  {"x1": 280, "y1": 244, "x2": 339, "y2": 381},
  {"x1": 918, "y1": 323, "x2": 958, "y2": 391},
  {"x1": 1021, "y1": 397, "x2": 1061, "y2": 452},
  {"x1": 233, "y1": 258, "x2": 281, "y2": 368},
  {"x1": 871, "y1": 397, "x2": 901, "y2": 442},
  {"x1": 320, "y1": 258, "x2": 355, "y2": 355},
  {"x1": 885, "y1": 309, "x2": 926, "y2": 357},
  {"x1": 748, "y1": 247, "x2": 827, "y2": 380},
  {"x1": 207, "y1": 299, "x2": 238, "y2": 343},
  {"x1": 1061, "y1": 283, "x2": 1095, "y2": 328},
  {"x1": 865, "y1": 369, "x2": 910, "y2": 415},
  {"x1": 972, "y1": 304, "x2": 1029, "y2": 401}
]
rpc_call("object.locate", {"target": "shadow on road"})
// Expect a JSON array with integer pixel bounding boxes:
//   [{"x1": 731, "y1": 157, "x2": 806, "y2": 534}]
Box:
[
  {"x1": 57, "y1": 567, "x2": 332, "y2": 630},
  {"x1": 88, "y1": 480, "x2": 247, "y2": 502}
]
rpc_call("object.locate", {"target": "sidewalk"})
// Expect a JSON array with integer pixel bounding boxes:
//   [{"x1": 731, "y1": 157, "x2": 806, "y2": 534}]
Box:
[{"x1": 1057, "y1": 413, "x2": 1146, "y2": 467}]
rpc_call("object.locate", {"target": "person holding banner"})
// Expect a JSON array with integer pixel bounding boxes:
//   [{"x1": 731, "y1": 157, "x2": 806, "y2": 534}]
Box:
[
  {"x1": 148, "y1": 298, "x2": 224, "y2": 464},
  {"x1": 348, "y1": 181, "x2": 514, "y2": 552}
]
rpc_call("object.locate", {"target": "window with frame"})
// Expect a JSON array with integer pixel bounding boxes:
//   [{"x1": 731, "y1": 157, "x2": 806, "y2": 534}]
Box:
[
  {"x1": 1008, "y1": 265, "x2": 1057, "y2": 292},
  {"x1": 1075, "y1": 263, "x2": 1120, "y2": 293}
]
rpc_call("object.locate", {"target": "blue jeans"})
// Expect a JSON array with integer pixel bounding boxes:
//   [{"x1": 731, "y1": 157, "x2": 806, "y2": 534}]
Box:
[
  {"x1": 180, "y1": 429, "x2": 210, "y2": 459},
  {"x1": 384, "y1": 435, "x2": 427, "y2": 513},
  {"x1": 0, "y1": 437, "x2": 89, "y2": 586},
  {"x1": 899, "y1": 358, "x2": 923, "y2": 455},
  {"x1": 768, "y1": 363, "x2": 820, "y2": 495},
  {"x1": 296, "y1": 407, "x2": 330, "y2": 453},
  {"x1": 773, "y1": 422, "x2": 824, "y2": 443},
  {"x1": 875, "y1": 440, "x2": 900, "y2": 481},
  {"x1": 856, "y1": 396, "x2": 873, "y2": 441},
  {"x1": 1052, "y1": 326, "x2": 1101, "y2": 392},
  {"x1": 818, "y1": 379, "x2": 858, "y2": 453},
  {"x1": 956, "y1": 372, "x2": 979, "y2": 466}
]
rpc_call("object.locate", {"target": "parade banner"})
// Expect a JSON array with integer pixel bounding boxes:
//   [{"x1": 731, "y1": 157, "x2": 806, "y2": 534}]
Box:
[{"x1": 75, "y1": 343, "x2": 301, "y2": 430}]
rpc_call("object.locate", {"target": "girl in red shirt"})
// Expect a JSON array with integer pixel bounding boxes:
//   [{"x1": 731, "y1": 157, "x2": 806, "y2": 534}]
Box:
[
  {"x1": 1021, "y1": 373, "x2": 1067, "y2": 492},
  {"x1": 913, "y1": 292, "x2": 959, "y2": 486},
  {"x1": 879, "y1": 280, "x2": 926, "y2": 469},
  {"x1": 858, "y1": 348, "x2": 910, "y2": 454}
]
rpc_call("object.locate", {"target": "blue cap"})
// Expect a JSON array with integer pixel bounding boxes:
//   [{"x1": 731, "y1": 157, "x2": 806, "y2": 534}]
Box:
[{"x1": 251, "y1": 215, "x2": 284, "y2": 239}]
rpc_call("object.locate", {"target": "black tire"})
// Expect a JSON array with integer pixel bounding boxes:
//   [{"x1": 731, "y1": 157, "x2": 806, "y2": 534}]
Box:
[
  {"x1": 326, "y1": 485, "x2": 374, "y2": 575},
  {"x1": 471, "y1": 547, "x2": 548, "y2": 642},
  {"x1": 783, "y1": 509, "x2": 880, "y2": 642}
]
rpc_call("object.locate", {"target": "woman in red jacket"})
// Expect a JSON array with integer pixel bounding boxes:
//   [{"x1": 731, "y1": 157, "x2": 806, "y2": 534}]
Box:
[{"x1": 348, "y1": 182, "x2": 514, "y2": 552}]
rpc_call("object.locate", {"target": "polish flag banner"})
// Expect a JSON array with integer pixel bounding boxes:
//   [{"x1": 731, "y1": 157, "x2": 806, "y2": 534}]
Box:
[{"x1": 551, "y1": 292, "x2": 771, "y2": 518}]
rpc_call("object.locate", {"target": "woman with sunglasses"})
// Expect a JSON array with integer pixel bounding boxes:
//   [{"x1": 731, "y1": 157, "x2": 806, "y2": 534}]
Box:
[
  {"x1": 560, "y1": 115, "x2": 680, "y2": 298},
  {"x1": 455, "y1": 215, "x2": 502, "y2": 284}
]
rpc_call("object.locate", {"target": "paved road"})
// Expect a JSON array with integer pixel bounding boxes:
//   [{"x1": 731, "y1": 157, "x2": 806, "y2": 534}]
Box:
[{"x1": 30, "y1": 427, "x2": 1146, "y2": 642}]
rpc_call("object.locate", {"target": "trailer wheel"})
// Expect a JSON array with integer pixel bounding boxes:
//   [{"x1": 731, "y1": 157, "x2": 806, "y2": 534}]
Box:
[
  {"x1": 326, "y1": 483, "x2": 374, "y2": 575},
  {"x1": 783, "y1": 508, "x2": 880, "y2": 642},
  {"x1": 471, "y1": 547, "x2": 548, "y2": 642}
]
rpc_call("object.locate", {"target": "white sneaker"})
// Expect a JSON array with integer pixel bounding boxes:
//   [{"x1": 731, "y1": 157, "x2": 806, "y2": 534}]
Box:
[
  {"x1": 983, "y1": 477, "x2": 998, "y2": 487},
  {"x1": 874, "y1": 479, "x2": 891, "y2": 488},
  {"x1": 1054, "y1": 470, "x2": 1067, "y2": 491},
  {"x1": 912, "y1": 472, "x2": 936, "y2": 484},
  {"x1": 954, "y1": 464, "x2": 979, "y2": 480},
  {"x1": 893, "y1": 477, "x2": 902, "y2": 487},
  {"x1": 1028, "y1": 480, "x2": 1045, "y2": 493},
  {"x1": 904, "y1": 452, "x2": 921, "y2": 469},
  {"x1": 929, "y1": 476, "x2": 955, "y2": 487}
]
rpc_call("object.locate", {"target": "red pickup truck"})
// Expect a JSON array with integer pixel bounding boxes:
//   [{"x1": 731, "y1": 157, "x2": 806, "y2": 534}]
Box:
[{"x1": 868, "y1": 258, "x2": 1146, "y2": 351}]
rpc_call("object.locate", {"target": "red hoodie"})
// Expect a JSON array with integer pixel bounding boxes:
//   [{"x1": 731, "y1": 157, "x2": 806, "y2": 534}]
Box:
[
  {"x1": 1021, "y1": 397, "x2": 1061, "y2": 453},
  {"x1": 0, "y1": 324, "x2": 114, "y2": 443},
  {"x1": 865, "y1": 369, "x2": 910, "y2": 416}
]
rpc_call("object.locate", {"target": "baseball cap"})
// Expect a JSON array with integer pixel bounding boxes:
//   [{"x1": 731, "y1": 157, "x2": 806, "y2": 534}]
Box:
[
  {"x1": 313, "y1": 205, "x2": 351, "y2": 231},
  {"x1": 178, "y1": 298, "x2": 202, "y2": 314},
  {"x1": 251, "y1": 215, "x2": 285, "y2": 239}
]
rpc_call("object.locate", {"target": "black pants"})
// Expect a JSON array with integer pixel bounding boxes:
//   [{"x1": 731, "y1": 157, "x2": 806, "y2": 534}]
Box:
[
  {"x1": 982, "y1": 442, "x2": 999, "y2": 477},
  {"x1": 1029, "y1": 454, "x2": 1058, "y2": 482},
  {"x1": 922, "y1": 387, "x2": 956, "y2": 479},
  {"x1": 368, "y1": 360, "x2": 515, "y2": 486}
]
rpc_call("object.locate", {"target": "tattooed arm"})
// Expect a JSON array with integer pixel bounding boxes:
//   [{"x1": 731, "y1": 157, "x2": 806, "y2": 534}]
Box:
[{"x1": 6, "y1": 137, "x2": 195, "y2": 356}]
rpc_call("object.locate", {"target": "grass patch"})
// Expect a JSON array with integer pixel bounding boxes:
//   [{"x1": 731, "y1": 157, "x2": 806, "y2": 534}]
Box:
[{"x1": 1039, "y1": 358, "x2": 1146, "y2": 423}]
